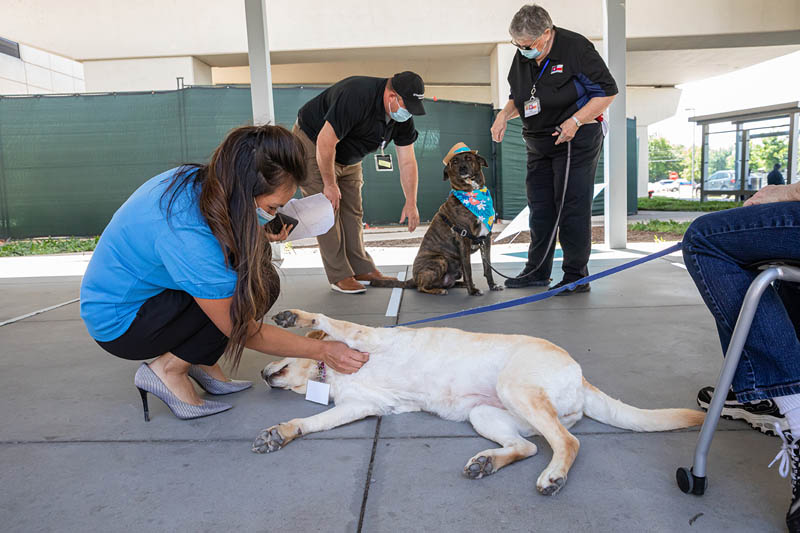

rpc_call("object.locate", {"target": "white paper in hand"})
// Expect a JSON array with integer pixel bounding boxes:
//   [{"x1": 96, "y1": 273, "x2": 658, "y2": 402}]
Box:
[
  {"x1": 277, "y1": 193, "x2": 335, "y2": 241},
  {"x1": 305, "y1": 379, "x2": 330, "y2": 405}
]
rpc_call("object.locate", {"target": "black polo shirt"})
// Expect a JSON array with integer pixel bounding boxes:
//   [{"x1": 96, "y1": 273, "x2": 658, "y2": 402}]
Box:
[
  {"x1": 297, "y1": 76, "x2": 419, "y2": 166},
  {"x1": 507, "y1": 26, "x2": 618, "y2": 139}
]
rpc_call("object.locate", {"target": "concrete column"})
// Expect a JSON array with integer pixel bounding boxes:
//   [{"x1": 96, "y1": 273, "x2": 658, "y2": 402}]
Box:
[
  {"x1": 245, "y1": 0, "x2": 281, "y2": 260},
  {"x1": 490, "y1": 43, "x2": 516, "y2": 110},
  {"x1": 244, "y1": 0, "x2": 275, "y2": 126},
  {"x1": 636, "y1": 124, "x2": 649, "y2": 197},
  {"x1": 603, "y1": 0, "x2": 627, "y2": 249}
]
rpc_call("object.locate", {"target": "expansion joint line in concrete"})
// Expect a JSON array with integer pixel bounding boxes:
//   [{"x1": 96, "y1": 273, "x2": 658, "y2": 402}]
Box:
[
  {"x1": 0, "y1": 298, "x2": 79, "y2": 327},
  {"x1": 357, "y1": 416, "x2": 382, "y2": 533}
]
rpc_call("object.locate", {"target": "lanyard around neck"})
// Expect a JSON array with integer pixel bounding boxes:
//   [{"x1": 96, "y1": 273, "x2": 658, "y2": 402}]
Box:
[
  {"x1": 380, "y1": 120, "x2": 395, "y2": 155},
  {"x1": 530, "y1": 58, "x2": 551, "y2": 98}
]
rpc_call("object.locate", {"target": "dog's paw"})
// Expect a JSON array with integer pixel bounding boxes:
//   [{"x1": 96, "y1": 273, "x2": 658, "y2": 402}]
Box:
[
  {"x1": 464, "y1": 455, "x2": 494, "y2": 479},
  {"x1": 468, "y1": 288, "x2": 483, "y2": 296},
  {"x1": 489, "y1": 284, "x2": 504, "y2": 292},
  {"x1": 273, "y1": 310, "x2": 317, "y2": 328},
  {"x1": 272, "y1": 310, "x2": 298, "y2": 328},
  {"x1": 537, "y1": 475, "x2": 566, "y2": 496},
  {"x1": 252, "y1": 424, "x2": 296, "y2": 453}
]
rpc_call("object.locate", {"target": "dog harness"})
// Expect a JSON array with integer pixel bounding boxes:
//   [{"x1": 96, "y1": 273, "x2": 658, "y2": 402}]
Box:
[
  {"x1": 450, "y1": 188, "x2": 495, "y2": 232},
  {"x1": 440, "y1": 214, "x2": 488, "y2": 244}
]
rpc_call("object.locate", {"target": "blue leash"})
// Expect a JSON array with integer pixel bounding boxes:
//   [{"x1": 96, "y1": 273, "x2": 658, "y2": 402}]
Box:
[{"x1": 391, "y1": 242, "x2": 683, "y2": 328}]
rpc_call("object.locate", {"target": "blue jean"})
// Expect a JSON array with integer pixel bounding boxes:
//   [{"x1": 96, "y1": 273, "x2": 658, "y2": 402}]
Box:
[{"x1": 682, "y1": 202, "x2": 800, "y2": 402}]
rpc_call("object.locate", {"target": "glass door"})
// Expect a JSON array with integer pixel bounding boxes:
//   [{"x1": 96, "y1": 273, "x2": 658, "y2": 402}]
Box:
[{"x1": 743, "y1": 119, "x2": 790, "y2": 191}]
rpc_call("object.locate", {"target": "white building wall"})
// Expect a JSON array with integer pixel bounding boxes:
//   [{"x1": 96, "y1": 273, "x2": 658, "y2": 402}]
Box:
[
  {"x1": 82, "y1": 57, "x2": 212, "y2": 92},
  {"x1": 490, "y1": 43, "x2": 515, "y2": 109},
  {"x1": 212, "y1": 59, "x2": 493, "y2": 103},
  {"x1": 0, "y1": 44, "x2": 85, "y2": 95},
  {"x1": 627, "y1": 87, "x2": 683, "y2": 195}
]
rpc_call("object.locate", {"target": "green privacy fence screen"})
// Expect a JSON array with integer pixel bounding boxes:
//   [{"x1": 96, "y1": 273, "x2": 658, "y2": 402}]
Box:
[
  {"x1": 0, "y1": 85, "x2": 635, "y2": 239},
  {"x1": 0, "y1": 86, "x2": 494, "y2": 239},
  {"x1": 495, "y1": 116, "x2": 638, "y2": 218}
]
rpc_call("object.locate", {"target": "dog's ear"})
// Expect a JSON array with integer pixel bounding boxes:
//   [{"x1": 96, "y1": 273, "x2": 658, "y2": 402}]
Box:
[
  {"x1": 305, "y1": 330, "x2": 328, "y2": 340},
  {"x1": 477, "y1": 155, "x2": 489, "y2": 168},
  {"x1": 443, "y1": 166, "x2": 450, "y2": 181}
]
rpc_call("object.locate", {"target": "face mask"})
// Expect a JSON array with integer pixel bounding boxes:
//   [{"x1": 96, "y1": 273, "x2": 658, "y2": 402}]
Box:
[
  {"x1": 517, "y1": 32, "x2": 546, "y2": 60},
  {"x1": 389, "y1": 97, "x2": 413, "y2": 122},
  {"x1": 520, "y1": 47, "x2": 542, "y2": 60},
  {"x1": 256, "y1": 206, "x2": 275, "y2": 226}
]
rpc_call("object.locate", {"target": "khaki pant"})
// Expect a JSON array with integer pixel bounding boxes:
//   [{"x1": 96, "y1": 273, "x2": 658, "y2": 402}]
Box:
[{"x1": 292, "y1": 122, "x2": 377, "y2": 283}]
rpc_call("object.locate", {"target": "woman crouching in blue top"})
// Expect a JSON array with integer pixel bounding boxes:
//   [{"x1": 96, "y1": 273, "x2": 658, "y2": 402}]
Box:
[{"x1": 80, "y1": 125, "x2": 368, "y2": 421}]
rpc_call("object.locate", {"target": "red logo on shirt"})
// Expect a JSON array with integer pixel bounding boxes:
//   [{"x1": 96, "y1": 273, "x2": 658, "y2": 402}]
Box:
[{"x1": 551, "y1": 65, "x2": 564, "y2": 74}]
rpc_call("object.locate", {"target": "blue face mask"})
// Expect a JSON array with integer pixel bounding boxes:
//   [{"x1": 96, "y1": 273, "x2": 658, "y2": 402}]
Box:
[
  {"x1": 520, "y1": 47, "x2": 542, "y2": 60},
  {"x1": 389, "y1": 100, "x2": 413, "y2": 122},
  {"x1": 256, "y1": 206, "x2": 275, "y2": 226}
]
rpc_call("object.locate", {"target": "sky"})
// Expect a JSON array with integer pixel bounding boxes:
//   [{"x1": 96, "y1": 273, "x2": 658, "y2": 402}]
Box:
[{"x1": 648, "y1": 50, "x2": 800, "y2": 147}]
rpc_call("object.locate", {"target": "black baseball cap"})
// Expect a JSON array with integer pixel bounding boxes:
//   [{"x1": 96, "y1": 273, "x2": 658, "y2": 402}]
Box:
[{"x1": 391, "y1": 71, "x2": 426, "y2": 116}]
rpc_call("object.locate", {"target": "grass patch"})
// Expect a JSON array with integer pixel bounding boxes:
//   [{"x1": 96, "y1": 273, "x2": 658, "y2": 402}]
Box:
[
  {"x1": 0, "y1": 236, "x2": 99, "y2": 257},
  {"x1": 629, "y1": 219, "x2": 691, "y2": 234},
  {"x1": 638, "y1": 197, "x2": 742, "y2": 212}
]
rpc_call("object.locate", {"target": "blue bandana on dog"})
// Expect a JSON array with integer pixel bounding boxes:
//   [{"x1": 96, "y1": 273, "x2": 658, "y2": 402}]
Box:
[{"x1": 451, "y1": 187, "x2": 495, "y2": 232}]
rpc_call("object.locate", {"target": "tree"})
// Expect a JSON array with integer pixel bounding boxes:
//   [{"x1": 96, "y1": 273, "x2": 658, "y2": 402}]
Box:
[
  {"x1": 708, "y1": 147, "x2": 734, "y2": 173},
  {"x1": 679, "y1": 144, "x2": 701, "y2": 183},
  {"x1": 648, "y1": 136, "x2": 686, "y2": 182},
  {"x1": 749, "y1": 136, "x2": 788, "y2": 172}
]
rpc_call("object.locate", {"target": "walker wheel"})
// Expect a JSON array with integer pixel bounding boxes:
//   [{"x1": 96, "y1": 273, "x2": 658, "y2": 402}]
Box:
[{"x1": 676, "y1": 467, "x2": 707, "y2": 495}]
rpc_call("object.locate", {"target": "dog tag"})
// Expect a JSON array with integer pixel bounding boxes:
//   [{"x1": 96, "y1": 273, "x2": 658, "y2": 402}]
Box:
[
  {"x1": 305, "y1": 379, "x2": 330, "y2": 405},
  {"x1": 524, "y1": 97, "x2": 541, "y2": 117},
  {"x1": 374, "y1": 154, "x2": 393, "y2": 172}
]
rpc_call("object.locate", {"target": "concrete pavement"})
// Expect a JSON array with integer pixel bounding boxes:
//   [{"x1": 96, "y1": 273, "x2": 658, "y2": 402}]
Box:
[{"x1": 0, "y1": 250, "x2": 789, "y2": 532}]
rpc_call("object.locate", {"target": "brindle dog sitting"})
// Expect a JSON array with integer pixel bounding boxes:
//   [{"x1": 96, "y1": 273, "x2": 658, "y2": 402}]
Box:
[{"x1": 371, "y1": 151, "x2": 503, "y2": 295}]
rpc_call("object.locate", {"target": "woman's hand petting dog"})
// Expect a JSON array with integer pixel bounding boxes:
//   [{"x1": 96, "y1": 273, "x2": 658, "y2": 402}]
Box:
[{"x1": 318, "y1": 340, "x2": 369, "y2": 374}]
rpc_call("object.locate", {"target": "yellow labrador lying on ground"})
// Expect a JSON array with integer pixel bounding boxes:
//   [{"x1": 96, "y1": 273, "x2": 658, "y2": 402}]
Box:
[{"x1": 254, "y1": 309, "x2": 704, "y2": 495}]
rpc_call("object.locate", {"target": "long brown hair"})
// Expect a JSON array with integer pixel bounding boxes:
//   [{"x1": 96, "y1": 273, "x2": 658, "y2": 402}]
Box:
[{"x1": 163, "y1": 125, "x2": 307, "y2": 369}]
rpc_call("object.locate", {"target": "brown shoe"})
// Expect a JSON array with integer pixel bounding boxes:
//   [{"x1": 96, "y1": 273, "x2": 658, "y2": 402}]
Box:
[
  {"x1": 330, "y1": 277, "x2": 367, "y2": 294},
  {"x1": 354, "y1": 269, "x2": 398, "y2": 282}
]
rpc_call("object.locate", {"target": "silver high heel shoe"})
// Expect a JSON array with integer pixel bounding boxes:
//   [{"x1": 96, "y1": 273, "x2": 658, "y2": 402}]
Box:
[
  {"x1": 188, "y1": 365, "x2": 252, "y2": 395},
  {"x1": 134, "y1": 363, "x2": 232, "y2": 421}
]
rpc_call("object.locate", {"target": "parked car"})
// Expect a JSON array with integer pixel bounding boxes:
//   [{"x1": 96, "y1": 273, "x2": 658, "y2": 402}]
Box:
[
  {"x1": 652, "y1": 179, "x2": 692, "y2": 193},
  {"x1": 705, "y1": 170, "x2": 737, "y2": 190}
]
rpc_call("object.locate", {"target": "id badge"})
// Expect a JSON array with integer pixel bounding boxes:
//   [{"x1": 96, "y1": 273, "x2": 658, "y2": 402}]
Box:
[
  {"x1": 374, "y1": 153, "x2": 393, "y2": 172},
  {"x1": 524, "y1": 97, "x2": 541, "y2": 117}
]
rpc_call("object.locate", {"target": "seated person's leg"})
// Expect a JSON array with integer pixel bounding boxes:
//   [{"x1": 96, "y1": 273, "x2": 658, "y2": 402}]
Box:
[
  {"x1": 683, "y1": 202, "x2": 800, "y2": 531},
  {"x1": 682, "y1": 203, "x2": 800, "y2": 405}
]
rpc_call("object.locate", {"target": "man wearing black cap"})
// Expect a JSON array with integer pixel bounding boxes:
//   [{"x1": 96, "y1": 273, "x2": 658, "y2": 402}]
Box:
[{"x1": 292, "y1": 71, "x2": 426, "y2": 294}]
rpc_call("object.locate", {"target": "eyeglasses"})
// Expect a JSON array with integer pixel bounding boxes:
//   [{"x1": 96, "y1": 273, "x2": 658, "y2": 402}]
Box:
[
  {"x1": 510, "y1": 32, "x2": 546, "y2": 50},
  {"x1": 510, "y1": 39, "x2": 536, "y2": 51}
]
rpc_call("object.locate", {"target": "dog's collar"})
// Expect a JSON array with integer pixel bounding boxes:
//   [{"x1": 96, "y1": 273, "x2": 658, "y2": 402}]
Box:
[
  {"x1": 439, "y1": 213, "x2": 488, "y2": 244},
  {"x1": 316, "y1": 361, "x2": 327, "y2": 382}
]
